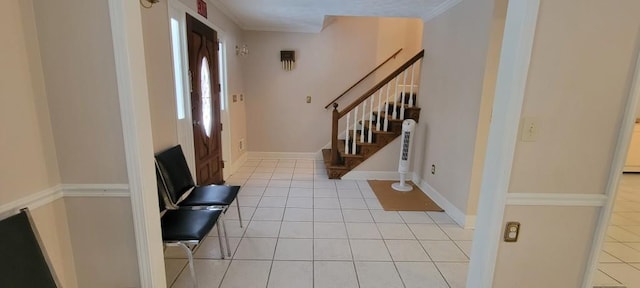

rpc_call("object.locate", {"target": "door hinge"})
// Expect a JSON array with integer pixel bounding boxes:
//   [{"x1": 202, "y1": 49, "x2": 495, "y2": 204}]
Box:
[
  {"x1": 188, "y1": 70, "x2": 193, "y2": 93},
  {"x1": 221, "y1": 161, "x2": 225, "y2": 168},
  {"x1": 217, "y1": 83, "x2": 221, "y2": 93},
  {"x1": 220, "y1": 123, "x2": 223, "y2": 131}
]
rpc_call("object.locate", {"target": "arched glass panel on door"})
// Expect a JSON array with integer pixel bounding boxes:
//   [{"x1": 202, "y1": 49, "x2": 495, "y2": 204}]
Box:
[{"x1": 200, "y1": 57, "x2": 212, "y2": 137}]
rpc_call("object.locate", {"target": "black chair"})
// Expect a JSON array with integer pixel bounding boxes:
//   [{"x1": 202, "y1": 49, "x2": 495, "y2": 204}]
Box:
[
  {"x1": 158, "y1": 184, "x2": 224, "y2": 287},
  {"x1": 154, "y1": 145, "x2": 242, "y2": 227}
]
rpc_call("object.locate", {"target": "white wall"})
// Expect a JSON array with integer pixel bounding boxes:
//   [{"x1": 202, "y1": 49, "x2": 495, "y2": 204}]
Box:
[
  {"x1": 493, "y1": 0, "x2": 640, "y2": 286},
  {"x1": 243, "y1": 16, "x2": 422, "y2": 154},
  {"x1": 413, "y1": 0, "x2": 495, "y2": 217}
]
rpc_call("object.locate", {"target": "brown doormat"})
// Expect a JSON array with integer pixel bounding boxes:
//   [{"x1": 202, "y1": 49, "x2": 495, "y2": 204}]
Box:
[{"x1": 367, "y1": 180, "x2": 444, "y2": 212}]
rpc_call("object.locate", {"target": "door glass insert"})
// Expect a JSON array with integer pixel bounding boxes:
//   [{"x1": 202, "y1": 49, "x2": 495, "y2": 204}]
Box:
[{"x1": 200, "y1": 57, "x2": 212, "y2": 137}]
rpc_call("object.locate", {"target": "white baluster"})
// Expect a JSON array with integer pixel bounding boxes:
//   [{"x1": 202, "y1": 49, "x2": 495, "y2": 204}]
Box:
[
  {"x1": 345, "y1": 112, "x2": 350, "y2": 155},
  {"x1": 352, "y1": 106, "x2": 358, "y2": 154},
  {"x1": 392, "y1": 76, "x2": 399, "y2": 119},
  {"x1": 368, "y1": 96, "x2": 374, "y2": 143},
  {"x1": 376, "y1": 89, "x2": 383, "y2": 131},
  {"x1": 400, "y1": 70, "x2": 408, "y2": 120},
  {"x1": 360, "y1": 102, "x2": 366, "y2": 143},
  {"x1": 384, "y1": 82, "x2": 391, "y2": 131},
  {"x1": 409, "y1": 61, "x2": 417, "y2": 108}
]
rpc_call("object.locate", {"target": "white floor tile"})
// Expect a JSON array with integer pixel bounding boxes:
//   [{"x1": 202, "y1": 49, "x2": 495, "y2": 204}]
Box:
[
  {"x1": 314, "y1": 261, "x2": 359, "y2": 288},
  {"x1": 385, "y1": 239, "x2": 430, "y2": 261},
  {"x1": 264, "y1": 187, "x2": 289, "y2": 196},
  {"x1": 290, "y1": 180, "x2": 314, "y2": 188},
  {"x1": 279, "y1": 221, "x2": 313, "y2": 238},
  {"x1": 599, "y1": 263, "x2": 640, "y2": 287},
  {"x1": 267, "y1": 261, "x2": 313, "y2": 288},
  {"x1": 408, "y1": 224, "x2": 450, "y2": 240},
  {"x1": 427, "y1": 212, "x2": 456, "y2": 224},
  {"x1": 234, "y1": 238, "x2": 277, "y2": 260},
  {"x1": 355, "y1": 261, "x2": 404, "y2": 288},
  {"x1": 285, "y1": 197, "x2": 313, "y2": 208},
  {"x1": 224, "y1": 207, "x2": 255, "y2": 222},
  {"x1": 436, "y1": 262, "x2": 468, "y2": 288},
  {"x1": 274, "y1": 238, "x2": 313, "y2": 260},
  {"x1": 289, "y1": 187, "x2": 314, "y2": 197},
  {"x1": 314, "y1": 208, "x2": 344, "y2": 222},
  {"x1": 377, "y1": 223, "x2": 416, "y2": 239},
  {"x1": 365, "y1": 198, "x2": 384, "y2": 209},
  {"x1": 455, "y1": 240, "x2": 473, "y2": 258},
  {"x1": 336, "y1": 180, "x2": 359, "y2": 189},
  {"x1": 236, "y1": 196, "x2": 261, "y2": 207},
  {"x1": 219, "y1": 260, "x2": 271, "y2": 288},
  {"x1": 239, "y1": 187, "x2": 265, "y2": 196},
  {"x1": 338, "y1": 189, "x2": 364, "y2": 199},
  {"x1": 194, "y1": 237, "x2": 241, "y2": 259},
  {"x1": 346, "y1": 223, "x2": 383, "y2": 239},
  {"x1": 592, "y1": 269, "x2": 623, "y2": 287},
  {"x1": 283, "y1": 208, "x2": 313, "y2": 221},
  {"x1": 314, "y1": 198, "x2": 341, "y2": 209},
  {"x1": 350, "y1": 239, "x2": 392, "y2": 261},
  {"x1": 371, "y1": 210, "x2": 404, "y2": 223},
  {"x1": 343, "y1": 209, "x2": 374, "y2": 223},
  {"x1": 244, "y1": 221, "x2": 281, "y2": 238},
  {"x1": 172, "y1": 259, "x2": 229, "y2": 288},
  {"x1": 252, "y1": 207, "x2": 285, "y2": 221},
  {"x1": 268, "y1": 180, "x2": 291, "y2": 188},
  {"x1": 340, "y1": 198, "x2": 369, "y2": 209},
  {"x1": 164, "y1": 259, "x2": 186, "y2": 287},
  {"x1": 258, "y1": 196, "x2": 287, "y2": 208},
  {"x1": 603, "y1": 242, "x2": 640, "y2": 262},
  {"x1": 314, "y1": 239, "x2": 352, "y2": 260},
  {"x1": 440, "y1": 224, "x2": 474, "y2": 241},
  {"x1": 314, "y1": 188, "x2": 338, "y2": 198},
  {"x1": 421, "y1": 240, "x2": 469, "y2": 261},
  {"x1": 399, "y1": 211, "x2": 434, "y2": 224},
  {"x1": 314, "y1": 222, "x2": 348, "y2": 238},
  {"x1": 314, "y1": 180, "x2": 337, "y2": 189},
  {"x1": 396, "y1": 262, "x2": 449, "y2": 288}
]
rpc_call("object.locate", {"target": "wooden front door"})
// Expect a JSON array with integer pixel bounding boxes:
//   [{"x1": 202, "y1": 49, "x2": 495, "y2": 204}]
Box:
[{"x1": 186, "y1": 14, "x2": 223, "y2": 185}]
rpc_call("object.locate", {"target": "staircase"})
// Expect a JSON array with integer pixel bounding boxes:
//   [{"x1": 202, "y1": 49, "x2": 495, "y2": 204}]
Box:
[{"x1": 323, "y1": 50, "x2": 425, "y2": 179}]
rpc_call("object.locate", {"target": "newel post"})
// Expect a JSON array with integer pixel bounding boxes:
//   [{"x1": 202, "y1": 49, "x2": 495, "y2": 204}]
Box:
[{"x1": 331, "y1": 103, "x2": 340, "y2": 165}]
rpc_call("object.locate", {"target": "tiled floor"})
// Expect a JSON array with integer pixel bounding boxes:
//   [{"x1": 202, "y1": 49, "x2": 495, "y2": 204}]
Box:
[
  {"x1": 594, "y1": 173, "x2": 640, "y2": 288},
  {"x1": 164, "y1": 159, "x2": 472, "y2": 288}
]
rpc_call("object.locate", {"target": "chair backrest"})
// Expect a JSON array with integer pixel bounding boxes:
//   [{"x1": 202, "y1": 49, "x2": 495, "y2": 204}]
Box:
[
  {"x1": 156, "y1": 169, "x2": 168, "y2": 213},
  {"x1": 155, "y1": 145, "x2": 196, "y2": 204},
  {"x1": 0, "y1": 208, "x2": 60, "y2": 288}
]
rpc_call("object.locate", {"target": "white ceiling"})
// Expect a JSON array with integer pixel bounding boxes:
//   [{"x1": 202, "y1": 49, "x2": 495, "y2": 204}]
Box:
[{"x1": 209, "y1": 0, "x2": 463, "y2": 33}]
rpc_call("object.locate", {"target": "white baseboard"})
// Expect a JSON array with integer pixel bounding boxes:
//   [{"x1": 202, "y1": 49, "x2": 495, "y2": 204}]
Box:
[
  {"x1": 413, "y1": 174, "x2": 475, "y2": 229},
  {"x1": 229, "y1": 152, "x2": 248, "y2": 175},
  {"x1": 248, "y1": 151, "x2": 322, "y2": 160},
  {"x1": 342, "y1": 171, "x2": 406, "y2": 180}
]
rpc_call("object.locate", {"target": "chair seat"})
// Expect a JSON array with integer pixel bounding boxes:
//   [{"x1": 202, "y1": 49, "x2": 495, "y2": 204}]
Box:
[
  {"x1": 179, "y1": 185, "x2": 240, "y2": 207},
  {"x1": 161, "y1": 209, "x2": 222, "y2": 241}
]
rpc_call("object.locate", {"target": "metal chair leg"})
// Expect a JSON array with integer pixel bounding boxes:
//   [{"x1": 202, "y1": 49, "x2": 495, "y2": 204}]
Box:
[
  {"x1": 216, "y1": 225, "x2": 225, "y2": 259},
  {"x1": 178, "y1": 243, "x2": 197, "y2": 288},
  {"x1": 221, "y1": 217, "x2": 232, "y2": 257},
  {"x1": 236, "y1": 198, "x2": 243, "y2": 227}
]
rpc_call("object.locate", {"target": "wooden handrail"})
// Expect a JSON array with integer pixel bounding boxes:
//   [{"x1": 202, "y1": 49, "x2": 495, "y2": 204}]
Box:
[
  {"x1": 338, "y1": 49, "x2": 424, "y2": 118},
  {"x1": 324, "y1": 48, "x2": 403, "y2": 109}
]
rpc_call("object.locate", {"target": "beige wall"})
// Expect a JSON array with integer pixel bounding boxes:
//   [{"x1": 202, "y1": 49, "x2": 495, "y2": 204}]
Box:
[
  {"x1": 0, "y1": 0, "x2": 60, "y2": 204},
  {"x1": 33, "y1": 0, "x2": 128, "y2": 185},
  {"x1": 243, "y1": 16, "x2": 422, "y2": 153},
  {"x1": 467, "y1": 2, "x2": 508, "y2": 216},
  {"x1": 493, "y1": 0, "x2": 640, "y2": 286},
  {"x1": 494, "y1": 206, "x2": 599, "y2": 287},
  {"x1": 65, "y1": 197, "x2": 140, "y2": 288},
  {"x1": 413, "y1": 0, "x2": 495, "y2": 214}
]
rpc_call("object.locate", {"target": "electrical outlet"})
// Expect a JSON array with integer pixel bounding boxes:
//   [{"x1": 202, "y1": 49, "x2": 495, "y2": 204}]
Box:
[
  {"x1": 232, "y1": 94, "x2": 238, "y2": 103},
  {"x1": 504, "y1": 222, "x2": 520, "y2": 242},
  {"x1": 431, "y1": 164, "x2": 436, "y2": 175},
  {"x1": 306, "y1": 96, "x2": 312, "y2": 103},
  {"x1": 240, "y1": 94, "x2": 244, "y2": 101},
  {"x1": 239, "y1": 139, "x2": 244, "y2": 150}
]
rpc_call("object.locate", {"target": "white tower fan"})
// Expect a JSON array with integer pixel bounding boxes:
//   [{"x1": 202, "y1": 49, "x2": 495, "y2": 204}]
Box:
[{"x1": 392, "y1": 119, "x2": 417, "y2": 192}]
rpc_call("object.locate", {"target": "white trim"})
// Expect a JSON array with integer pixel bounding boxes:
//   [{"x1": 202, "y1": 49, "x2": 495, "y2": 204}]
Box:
[
  {"x1": 342, "y1": 171, "x2": 404, "y2": 181},
  {"x1": 248, "y1": 151, "x2": 322, "y2": 160},
  {"x1": 108, "y1": 0, "x2": 165, "y2": 287},
  {"x1": 506, "y1": 193, "x2": 608, "y2": 207},
  {"x1": 582, "y1": 39, "x2": 640, "y2": 288},
  {"x1": 205, "y1": 0, "x2": 244, "y2": 28},
  {"x1": 62, "y1": 184, "x2": 130, "y2": 198},
  {"x1": 416, "y1": 179, "x2": 471, "y2": 228},
  {"x1": 0, "y1": 186, "x2": 63, "y2": 216},
  {"x1": 423, "y1": 0, "x2": 463, "y2": 22},
  {"x1": 467, "y1": 1, "x2": 540, "y2": 287}
]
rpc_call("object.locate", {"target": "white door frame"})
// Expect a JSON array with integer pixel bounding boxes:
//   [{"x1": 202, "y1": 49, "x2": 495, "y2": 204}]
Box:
[
  {"x1": 168, "y1": 0, "x2": 232, "y2": 180},
  {"x1": 467, "y1": 0, "x2": 541, "y2": 286},
  {"x1": 581, "y1": 37, "x2": 640, "y2": 287}
]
